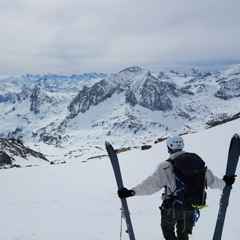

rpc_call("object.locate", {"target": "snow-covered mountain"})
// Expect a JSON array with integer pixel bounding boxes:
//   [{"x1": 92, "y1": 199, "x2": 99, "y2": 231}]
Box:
[{"x1": 0, "y1": 64, "x2": 240, "y2": 164}]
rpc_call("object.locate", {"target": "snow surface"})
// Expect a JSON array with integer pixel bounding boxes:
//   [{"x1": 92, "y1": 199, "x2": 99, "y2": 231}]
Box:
[{"x1": 0, "y1": 119, "x2": 239, "y2": 240}]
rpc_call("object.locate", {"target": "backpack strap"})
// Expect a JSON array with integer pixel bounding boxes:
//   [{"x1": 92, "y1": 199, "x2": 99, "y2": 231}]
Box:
[
  {"x1": 164, "y1": 158, "x2": 183, "y2": 198},
  {"x1": 166, "y1": 158, "x2": 174, "y2": 170},
  {"x1": 161, "y1": 159, "x2": 178, "y2": 199}
]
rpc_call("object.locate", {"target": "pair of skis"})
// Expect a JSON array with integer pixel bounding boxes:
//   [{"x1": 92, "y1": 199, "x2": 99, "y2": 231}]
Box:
[{"x1": 105, "y1": 134, "x2": 240, "y2": 240}]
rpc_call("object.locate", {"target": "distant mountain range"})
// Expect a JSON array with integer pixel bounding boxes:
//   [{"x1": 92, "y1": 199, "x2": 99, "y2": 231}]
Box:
[{"x1": 0, "y1": 64, "x2": 240, "y2": 166}]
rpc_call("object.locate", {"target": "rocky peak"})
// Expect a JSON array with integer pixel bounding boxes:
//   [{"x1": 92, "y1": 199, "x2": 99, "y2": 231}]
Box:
[
  {"x1": 30, "y1": 84, "x2": 54, "y2": 114},
  {"x1": 138, "y1": 77, "x2": 173, "y2": 111},
  {"x1": 119, "y1": 66, "x2": 144, "y2": 75},
  {"x1": 66, "y1": 67, "x2": 178, "y2": 118},
  {"x1": 116, "y1": 66, "x2": 148, "y2": 86},
  {"x1": 67, "y1": 79, "x2": 119, "y2": 118},
  {"x1": 221, "y1": 63, "x2": 240, "y2": 76},
  {"x1": 125, "y1": 90, "x2": 138, "y2": 107},
  {"x1": 215, "y1": 78, "x2": 240, "y2": 99}
]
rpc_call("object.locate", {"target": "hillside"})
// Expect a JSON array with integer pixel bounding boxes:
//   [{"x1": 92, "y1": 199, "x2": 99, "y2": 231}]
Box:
[{"x1": 0, "y1": 118, "x2": 239, "y2": 239}]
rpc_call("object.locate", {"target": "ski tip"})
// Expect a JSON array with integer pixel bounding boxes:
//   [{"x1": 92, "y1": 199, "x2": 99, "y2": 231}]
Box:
[
  {"x1": 232, "y1": 133, "x2": 240, "y2": 139},
  {"x1": 105, "y1": 141, "x2": 111, "y2": 147}
]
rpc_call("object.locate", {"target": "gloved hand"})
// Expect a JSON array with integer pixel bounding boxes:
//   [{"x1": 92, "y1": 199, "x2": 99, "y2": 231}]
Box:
[
  {"x1": 223, "y1": 175, "x2": 236, "y2": 185},
  {"x1": 118, "y1": 187, "x2": 135, "y2": 198}
]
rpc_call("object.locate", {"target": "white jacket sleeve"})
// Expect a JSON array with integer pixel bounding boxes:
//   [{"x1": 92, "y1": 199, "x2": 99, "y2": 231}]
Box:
[
  {"x1": 132, "y1": 162, "x2": 170, "y2": 196},
  {"x1": 207, "y1": 168, "x2": 226, "y2": 189}
]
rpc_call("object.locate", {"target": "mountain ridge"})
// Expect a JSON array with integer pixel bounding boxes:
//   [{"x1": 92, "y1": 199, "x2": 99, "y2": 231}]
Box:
[{"x1": 0, "y1": 64, "x2": 240, "y2": 164}]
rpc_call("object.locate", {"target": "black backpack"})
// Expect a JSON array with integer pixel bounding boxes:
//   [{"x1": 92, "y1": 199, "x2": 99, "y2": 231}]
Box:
[{"x1": 167, "y1": 152, "x2": 207, "y2": 210}]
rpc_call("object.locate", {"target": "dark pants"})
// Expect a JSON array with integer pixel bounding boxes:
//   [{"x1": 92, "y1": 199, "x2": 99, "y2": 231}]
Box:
[{"x1": 161, "y1": 211, "x2": 193, "y2": 240}]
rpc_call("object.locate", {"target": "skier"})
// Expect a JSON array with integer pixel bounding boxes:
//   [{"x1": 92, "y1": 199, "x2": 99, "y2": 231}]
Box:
[{"x1": 117, "y1": 135, "x2": 236, "y2": 240}]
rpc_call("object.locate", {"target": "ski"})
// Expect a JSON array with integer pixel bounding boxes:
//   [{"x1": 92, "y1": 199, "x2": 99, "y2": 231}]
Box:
[
  {"x1": 212, "y1": 133, "x2": 240, "y2": 240},
  {"x1": 105, "y1": 141, "x2": 136, "y2": 240}
]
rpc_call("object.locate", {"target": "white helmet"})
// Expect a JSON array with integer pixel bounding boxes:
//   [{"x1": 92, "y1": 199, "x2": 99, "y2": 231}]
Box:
[{"x1": 166, "y1": 135, "x2": 184, "y2": 150}]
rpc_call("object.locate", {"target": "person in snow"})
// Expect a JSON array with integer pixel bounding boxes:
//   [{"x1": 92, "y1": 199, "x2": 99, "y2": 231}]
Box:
[{"x1": 117, "y1": 135, "x2": 236, "y2": 240}]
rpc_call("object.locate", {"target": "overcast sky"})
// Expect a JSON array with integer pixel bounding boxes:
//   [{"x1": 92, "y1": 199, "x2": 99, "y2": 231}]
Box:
[{"x1": 0, "y1": 0, "x2": 240, "y2": 75}]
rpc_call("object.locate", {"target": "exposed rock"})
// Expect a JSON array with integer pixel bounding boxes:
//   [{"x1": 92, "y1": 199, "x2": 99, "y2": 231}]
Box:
[
  {"x1": 141, "y1": 145, "x2": 152, "y2": 150},
  {"x1": 215, "y1": 78, "x2": 240, "y2": 100},
  {"x1": 0, "y1": 138, "x2": 49, "y2": 162},
  {"x1": 0, "y1": 151, "x2": 13, "y2": 166}
]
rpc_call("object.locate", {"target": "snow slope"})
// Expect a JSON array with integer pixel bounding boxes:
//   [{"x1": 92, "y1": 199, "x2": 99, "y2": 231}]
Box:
[{"x1": 0, "y1": 119, "x2": 239, "y2": 240}]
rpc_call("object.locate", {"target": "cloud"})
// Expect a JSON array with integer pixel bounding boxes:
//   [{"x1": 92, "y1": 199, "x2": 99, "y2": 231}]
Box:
[{"x1": 0, "y1": 0, "x2": 239, "y2": 75}]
